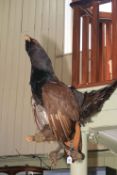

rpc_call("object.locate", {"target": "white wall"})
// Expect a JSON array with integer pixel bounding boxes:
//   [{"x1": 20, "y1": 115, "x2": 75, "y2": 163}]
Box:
[{"x1": 0, "y1": 0, "x2": 67, "y2": 156}]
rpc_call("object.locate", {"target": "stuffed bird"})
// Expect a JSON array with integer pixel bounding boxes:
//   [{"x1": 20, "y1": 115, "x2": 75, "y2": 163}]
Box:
[{"x1": 25, "y1": 35, "x2": 117, "y2": 164}]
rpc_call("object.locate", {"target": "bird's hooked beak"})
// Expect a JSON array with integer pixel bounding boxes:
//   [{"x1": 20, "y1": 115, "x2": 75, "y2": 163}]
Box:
[
  {"x1": 24, "y1": 34, "x2": 40, "y2": 49},
  {"x1": 24, "y1": 34, "x2": 31, "y2": 42},
  {"x1": 24, "y1": 34, "x2": 34, "y2": 53}
]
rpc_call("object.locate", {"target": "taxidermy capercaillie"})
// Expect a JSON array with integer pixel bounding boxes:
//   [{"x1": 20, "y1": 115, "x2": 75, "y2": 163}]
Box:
[{"x1": 24, "y1": 35, "x2": 117, "y2": 164}]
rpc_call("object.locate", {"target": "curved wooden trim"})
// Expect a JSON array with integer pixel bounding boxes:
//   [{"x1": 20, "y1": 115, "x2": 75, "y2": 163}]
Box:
[{"x1": 0, "y1": 165, "x2": 47, "y2": 175}]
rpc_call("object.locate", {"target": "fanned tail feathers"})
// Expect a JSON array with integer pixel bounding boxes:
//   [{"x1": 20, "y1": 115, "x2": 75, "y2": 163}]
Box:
[{"x1": 80, "y1": 80, "x2": 117, "y2": 124}]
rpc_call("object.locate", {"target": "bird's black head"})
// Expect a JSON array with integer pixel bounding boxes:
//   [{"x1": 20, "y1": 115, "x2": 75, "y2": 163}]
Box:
[
  {"x1": 25, "y1": 35, "x2": 40, "y2": 53},
  {"x1": 25, "y1": 35, "x2": 54, "y2": 73}
]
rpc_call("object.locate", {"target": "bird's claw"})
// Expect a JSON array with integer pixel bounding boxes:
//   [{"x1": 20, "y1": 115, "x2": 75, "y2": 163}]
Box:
[
  {"x1": 25, "y1": 132, "x2": 45, "y2": 143},
  {"x1": 65, "y1": 148, "x2": 85, "y2": 162},
  {"x1": 73, "y1": 151, "x2": 85, "y2": 162},
  {"x1": 49, "y1": 151, "x2": 59, "y2": 167},
  {"x1": 35, "y1": 132, "x2": 46, "y2": 142}
]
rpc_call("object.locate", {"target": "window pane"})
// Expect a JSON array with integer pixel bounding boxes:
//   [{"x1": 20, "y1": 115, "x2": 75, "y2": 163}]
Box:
[
  {"x1": 64, "y1": 0, "x2": 73, "y2": 54},
  {"x1": 99, "y1": 2, "x2": 112, "y2": 12}
]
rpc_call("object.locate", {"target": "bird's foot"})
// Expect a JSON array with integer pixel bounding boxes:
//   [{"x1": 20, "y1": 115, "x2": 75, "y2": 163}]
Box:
[
  {"x1": 49, "y1": 151, "x2": 59, "y2": 167},
  {"x1": 71, "y1": 150, "x2": 85, "y2": 162},
  {"x1": 35, "y1": 132, "x2": 46, "y2": 142},
  {"x1": 25, "y1": 135, "x2": 34, "y2": 142},
  {"x1": 49, "y1": 151, "x2": 63, "y2": 168},
  {"x1": 65, "y1": 148, "x2": 85, "y2": 162},
  {"x1": 25, "y1": 132, "x2": 46, "y2": 143}
]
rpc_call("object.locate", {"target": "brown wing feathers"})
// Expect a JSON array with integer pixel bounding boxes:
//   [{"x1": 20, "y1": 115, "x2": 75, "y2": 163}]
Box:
[{"x1": 42, "y1": 82, "x2": 80, "y2": 142}]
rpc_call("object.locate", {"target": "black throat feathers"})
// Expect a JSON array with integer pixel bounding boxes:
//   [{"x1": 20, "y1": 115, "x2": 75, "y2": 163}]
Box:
[{"x1": 30, "y1": 67, "x2": 56, "y2": 104}]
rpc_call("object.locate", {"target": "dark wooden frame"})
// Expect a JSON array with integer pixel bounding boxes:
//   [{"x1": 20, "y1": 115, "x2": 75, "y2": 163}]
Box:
[{"x1": 71, "y1": 0, "x2": 117, "y2": 88}]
